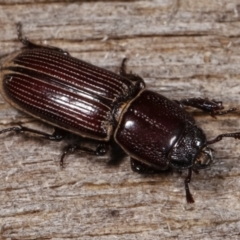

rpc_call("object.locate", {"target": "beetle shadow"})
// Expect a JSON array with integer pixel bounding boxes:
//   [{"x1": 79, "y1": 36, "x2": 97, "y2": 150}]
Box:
[{"x1": 107, "y1": 139, "x2": 128, "y2": 167}]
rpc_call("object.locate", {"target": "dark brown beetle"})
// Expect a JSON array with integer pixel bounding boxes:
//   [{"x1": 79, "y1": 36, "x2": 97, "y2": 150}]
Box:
[{"x1": 1, "y1": 24, "x2": 240, "y2": 203}]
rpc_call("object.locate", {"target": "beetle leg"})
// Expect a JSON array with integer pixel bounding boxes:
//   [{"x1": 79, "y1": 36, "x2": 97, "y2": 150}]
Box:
[
  {"x1": 17, "y1": 22, "x2": 69, "y2": 55},
  {"x1": 131, "y1": 158, "x2": 161, "y2": 174},
  {"x1": 95, "y1": 143, "x2": 109, "y2": 156},
  {"x1": 17, "y1": 22, "x2": 34, "y2": 47},
  {"x1": 178, "y1": 98, "x2": 236, "y2": 117},
  {"x1": 120, "y1": 58, "x2": 146, "y2": 88},
  {"x1": 185, "y1": 168, "x2": 194, "y2": 203},
  {"x1": 132, "y1": 159, "x2": 195, "y2": 203},
  {"x1": 0, "y1": 125, "x2": 66, "y2": 141},
  {"x1": 60, "y1": 143, "x2": 109, "y2": 168}
]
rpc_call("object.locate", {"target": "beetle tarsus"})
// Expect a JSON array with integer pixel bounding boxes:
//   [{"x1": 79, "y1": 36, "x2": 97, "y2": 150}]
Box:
[
  {"x1": 17, "y1": 23, "x2": 70, "y2": 55},
  {"x1": 60, "y1": 145, "x2": 79, "y2": 168},
  {"x1": 179, "y1": 98, "x2": 237, "y2": 117},
  {"x1": 185, "y1": 168, "x2": 195, "y2": 203},
  {"x1": 96, "y1": 143, "x2": 109, "y2": 156},
  {"x1": 120, "y1": 58, "x2": 146, "y2": 88},
  {"x1": 60, "y1": 143, "x2": 109, "y2": 168},
  {"x1": 17, "y1": 22, "x2": 39, "y2": 48},
  {"x1": 0, "y1": 125, "x2": 66, "y2": 141},
  {"x1": 210, "y1": 107, "x2": 237, "y2": 118},
  {"x1": 17, "y1": 22, "x2": 28, "y2": 46},
  {"x1": 120, "y1": 58, "x2": 128, "y2": 75}
]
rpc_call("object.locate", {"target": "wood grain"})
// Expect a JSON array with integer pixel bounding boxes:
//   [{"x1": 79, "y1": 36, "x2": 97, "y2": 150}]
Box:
[{"x1": 1, "y1": 1, "x2": 240, "y2": 239}]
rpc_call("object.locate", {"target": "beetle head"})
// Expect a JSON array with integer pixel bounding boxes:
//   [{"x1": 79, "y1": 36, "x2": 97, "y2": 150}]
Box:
[{"x1": 169, "y1": 124, "x2": 211, "y2": 170}]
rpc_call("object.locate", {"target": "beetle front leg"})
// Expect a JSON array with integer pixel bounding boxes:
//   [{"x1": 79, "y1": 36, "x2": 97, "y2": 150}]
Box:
[
  {"x1": 132, "y1": 159, "x2": 195, "y2": 203},
  {"x1": 60, "y1": 143, "x2": 109, "y2": 168},
  {"x1": 0, "y1": 125, "x2": 66, "y2": 141},
  {"x1": 177, "y1": 98, "x2": 236, "y2": 117},
  {"x1": 185, "y1": 168, "x2": 194, "y2": 203}
]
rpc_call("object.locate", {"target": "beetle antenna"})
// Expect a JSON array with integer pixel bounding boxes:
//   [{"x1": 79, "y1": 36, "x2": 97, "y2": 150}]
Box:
[{"x1": 207, "y1": 132, "x2": 240, "y2": 145}]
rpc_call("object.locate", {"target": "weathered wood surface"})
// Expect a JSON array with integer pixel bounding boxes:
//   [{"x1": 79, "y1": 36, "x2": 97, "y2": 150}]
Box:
[{"x1": 1, "y1": 0, "x2": 240, "y2": 239}]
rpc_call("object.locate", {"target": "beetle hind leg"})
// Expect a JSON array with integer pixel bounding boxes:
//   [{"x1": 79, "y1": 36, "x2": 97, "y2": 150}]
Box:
[
  {"x1": 16, "y1": 22, "x2": 70, "y2": 55},
  {"x1": 17, "y1": 22, "x2": 34, "y2": 47},
  {"x1": 60, "y1": 143, "x2": 109, "y2": 168},
  {"x1": 0, "y1": 125, "x2": 66, "y2": 141}
]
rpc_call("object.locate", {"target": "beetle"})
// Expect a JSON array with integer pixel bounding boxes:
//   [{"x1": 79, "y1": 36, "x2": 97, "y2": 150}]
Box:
[{"x1": 1, "y1": 24, "x2": 240, "y2": 203}]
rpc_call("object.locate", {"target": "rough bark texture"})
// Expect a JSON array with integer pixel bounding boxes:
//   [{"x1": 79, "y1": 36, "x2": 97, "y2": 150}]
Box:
[{"x1": 1, "y1": 1, "x2": 240, "y2": 239}]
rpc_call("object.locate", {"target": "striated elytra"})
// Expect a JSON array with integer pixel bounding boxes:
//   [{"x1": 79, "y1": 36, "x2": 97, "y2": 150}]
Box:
[{"x1": 1, "y1": 24, "x2": 240, "y2": 203}]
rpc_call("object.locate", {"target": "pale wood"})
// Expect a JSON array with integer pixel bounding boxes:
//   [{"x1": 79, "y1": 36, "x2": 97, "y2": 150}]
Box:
[{"x1": 1, "y1": 0, "x2": 240, "y2": 239}]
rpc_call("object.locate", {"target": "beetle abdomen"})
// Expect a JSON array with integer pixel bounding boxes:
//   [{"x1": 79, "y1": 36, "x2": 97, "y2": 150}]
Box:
[{"x1": 1, "y1": 48, "x2": 134, "y2": 140}]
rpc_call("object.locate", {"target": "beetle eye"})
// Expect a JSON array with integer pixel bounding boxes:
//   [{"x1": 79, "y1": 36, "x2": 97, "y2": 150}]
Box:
[{"x1": 194, "y1": 147, "x2": 213, "y2": 169}]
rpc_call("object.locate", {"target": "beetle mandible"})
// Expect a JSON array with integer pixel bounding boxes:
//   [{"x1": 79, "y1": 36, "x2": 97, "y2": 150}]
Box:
[{"x1": 1, "y1": 24, "x2": 240, "y2": 203}]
